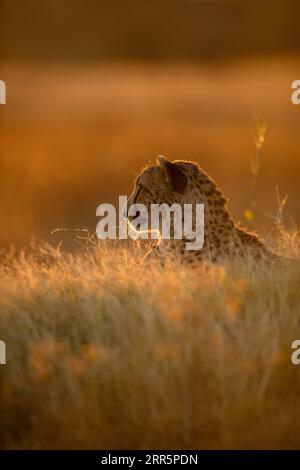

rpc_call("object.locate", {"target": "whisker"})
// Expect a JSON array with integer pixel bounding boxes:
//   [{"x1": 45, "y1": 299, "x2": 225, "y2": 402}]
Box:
[{"x1": 130, "y1": 168, "x2": 139, "y2": 177}]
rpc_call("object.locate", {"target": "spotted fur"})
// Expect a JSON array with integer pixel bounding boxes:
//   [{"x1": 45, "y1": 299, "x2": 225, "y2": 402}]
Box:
[{"x1": 126, "y1": 156, "x2": 281, "y2": 265}]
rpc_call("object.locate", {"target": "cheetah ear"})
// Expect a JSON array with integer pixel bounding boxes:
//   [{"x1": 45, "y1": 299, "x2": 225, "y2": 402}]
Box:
[{"x1": 157, "y1": 155, "x2": 187, "y2": 194}]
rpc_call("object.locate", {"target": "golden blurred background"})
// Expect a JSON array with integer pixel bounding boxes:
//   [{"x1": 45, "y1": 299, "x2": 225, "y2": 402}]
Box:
[{"x1": 0, "y1": 0, "x2": 299, "y2": 249}]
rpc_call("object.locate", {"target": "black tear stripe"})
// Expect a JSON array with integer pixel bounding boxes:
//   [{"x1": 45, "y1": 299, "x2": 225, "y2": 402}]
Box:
[{"x1": 133, "y1": 185, "x2": 142, "y2": 204}]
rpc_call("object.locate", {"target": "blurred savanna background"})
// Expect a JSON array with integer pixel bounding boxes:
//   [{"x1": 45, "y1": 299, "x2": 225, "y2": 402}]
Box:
[
  {"x1": 1, "y1": 0, "x2": 300, "y2": 450},
  {"x1": 0, "y1": 0, "x2": 300, "y2": 248}
]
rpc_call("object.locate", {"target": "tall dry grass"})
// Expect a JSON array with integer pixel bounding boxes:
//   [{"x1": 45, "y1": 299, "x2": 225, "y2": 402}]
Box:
[{"x1": 0, "y1": 230, "x2": 300, "y2": 449}]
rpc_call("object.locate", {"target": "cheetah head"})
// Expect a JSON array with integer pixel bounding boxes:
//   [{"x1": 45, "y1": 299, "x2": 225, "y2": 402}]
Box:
[
  {"x1": 125, "y1": 155, "x2": 229, "y2": 236},
  {"x1": 125, "y1": 156, "x2": 187, "y2": 227}
]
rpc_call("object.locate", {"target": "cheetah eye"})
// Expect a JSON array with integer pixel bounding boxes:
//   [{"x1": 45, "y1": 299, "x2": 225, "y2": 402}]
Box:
[{"x1": 136, "y1": 183, "x2": 144, "y2": 193}]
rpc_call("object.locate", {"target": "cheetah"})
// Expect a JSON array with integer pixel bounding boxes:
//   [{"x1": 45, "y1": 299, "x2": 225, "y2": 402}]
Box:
[{"x1": 125, "y1": 155, "x2": 282, "y2": 265}]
